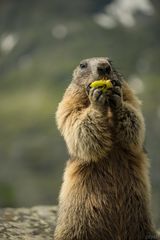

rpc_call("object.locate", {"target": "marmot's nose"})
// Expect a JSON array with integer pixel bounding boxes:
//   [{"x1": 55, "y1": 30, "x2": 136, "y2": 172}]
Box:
[{"x1": 97, "y1": 63, "x2": 111, "y2": 76}]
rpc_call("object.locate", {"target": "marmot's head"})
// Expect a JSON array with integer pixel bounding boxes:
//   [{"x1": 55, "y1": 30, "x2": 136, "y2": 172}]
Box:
[{"x1": 72, "y1": 57, "x2": 122, "y2": 87}]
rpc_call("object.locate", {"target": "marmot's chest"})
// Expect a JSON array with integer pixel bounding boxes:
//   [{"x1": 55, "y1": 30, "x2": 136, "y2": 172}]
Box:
[{"x1": 67, "y1": 154, "x2": 139, "y2": 202}]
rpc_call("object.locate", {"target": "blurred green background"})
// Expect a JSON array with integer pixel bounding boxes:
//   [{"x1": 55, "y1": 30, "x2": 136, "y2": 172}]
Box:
[{"x1": 0, "y1": 0, "x2": 159, "y2": 227}]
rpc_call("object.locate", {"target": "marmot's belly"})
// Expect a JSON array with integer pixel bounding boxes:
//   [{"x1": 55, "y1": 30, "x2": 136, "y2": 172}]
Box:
[
  {"x1": 55, "y1": 182, "x2": 149, "y2": 240},
  {"x1": 55, "y1": 204, "x2": 149, "y2": 240}
]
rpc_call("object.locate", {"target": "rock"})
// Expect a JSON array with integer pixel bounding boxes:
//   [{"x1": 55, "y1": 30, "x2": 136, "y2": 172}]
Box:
[{"x1": 0, "y1": 206, "x2": 57, "y2": 240}]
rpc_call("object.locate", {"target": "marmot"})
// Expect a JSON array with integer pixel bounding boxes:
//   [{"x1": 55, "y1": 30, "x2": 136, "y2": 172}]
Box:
[{"x1": 54, "y1": 57, "x2": 159, "y2": 240}]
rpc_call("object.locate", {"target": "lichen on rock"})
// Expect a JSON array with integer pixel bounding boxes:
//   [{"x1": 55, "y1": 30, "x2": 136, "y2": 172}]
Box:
[{"x1": 0, "y1": 206, "x2": 57, "y2": 240}]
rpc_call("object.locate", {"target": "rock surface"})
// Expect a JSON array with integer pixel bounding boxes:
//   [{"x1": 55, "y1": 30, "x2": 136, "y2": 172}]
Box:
[{"x1": 0, "y1": 206, "x2": 57, "y2": 240}]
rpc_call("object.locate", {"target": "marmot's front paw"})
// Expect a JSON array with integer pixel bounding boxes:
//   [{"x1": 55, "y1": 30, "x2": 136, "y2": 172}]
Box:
[
  {"x1": 108, "y1": 80, "x2": 123, "y2": 110},
  {"x1": 88, "y1": 87, "x2": 108, "y2": 109}
]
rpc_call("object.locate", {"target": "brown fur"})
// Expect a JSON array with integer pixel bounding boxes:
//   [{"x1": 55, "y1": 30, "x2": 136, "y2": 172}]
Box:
[{"x1": 54, "y1": 57, "x2": 159, "y2": 240}]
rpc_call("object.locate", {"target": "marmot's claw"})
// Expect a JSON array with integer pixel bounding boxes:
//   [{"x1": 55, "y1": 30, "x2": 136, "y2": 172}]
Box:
[
  {"x1": 108, "y1": 86, "x2": 123, "y2": 109},
  {"x1": 111, "y1": 79, "x2": 122, "y2": 87},
  {"x1": 89, "y1": 88, "x2": 108, "y2": 107},
  {"x1": 112, "y1": 86, "x2": 122, "y2": 97}
]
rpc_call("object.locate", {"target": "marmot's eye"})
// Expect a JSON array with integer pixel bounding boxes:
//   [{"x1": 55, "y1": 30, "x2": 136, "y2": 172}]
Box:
[{"x1": 80, "y1": 62, "x2": 87, "y2": 69}]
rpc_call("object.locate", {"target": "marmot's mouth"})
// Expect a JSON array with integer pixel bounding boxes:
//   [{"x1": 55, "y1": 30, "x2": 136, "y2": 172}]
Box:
[{"x1": 89, "y1": 75, "x2": 110, "y2": 84}]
